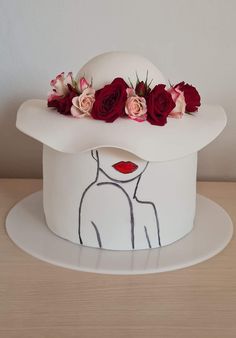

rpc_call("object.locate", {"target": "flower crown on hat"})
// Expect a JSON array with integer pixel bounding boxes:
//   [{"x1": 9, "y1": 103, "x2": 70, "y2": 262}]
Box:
[{"x1": 47, "y1": 71, "x2": 201, "y2": 126}]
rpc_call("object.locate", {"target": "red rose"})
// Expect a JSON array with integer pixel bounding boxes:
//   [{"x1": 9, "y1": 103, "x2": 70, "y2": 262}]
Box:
[
  {"x1": 175, "y1": 82, "x2": 201, "y2": 113},
  {"x1": 48, "y1": 84, "x2": 78, "y2": 115},
  {"x1": 135, "y1": 81, "x2": 150, "y2": 97},
  {"x1": 91, "y1": 78, "x2": 128, "y2": 122},
  {"x1": 146, "y1": 84, "x2": 175, "y2": 126}
]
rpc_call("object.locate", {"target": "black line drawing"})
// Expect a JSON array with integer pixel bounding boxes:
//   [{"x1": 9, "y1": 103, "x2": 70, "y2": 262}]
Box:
[
  {"x1": 97, "y1": 181, "x2": 135, "y2": 249},
  {"x1": 78, "y1": 150, "x2": 99, "y2": 245},
  {"x1": 133, "y1": 175, "x2": 161, "y2": 247},
  {"x1": 144, "y1": 226, "x2": 151, "y2": 248},
  {"x1": 78, "y1": 150, "x2": 161, "y2": 249},
  {"x1": 91, "y1": 221, "x2": 102, "y2": 248}
]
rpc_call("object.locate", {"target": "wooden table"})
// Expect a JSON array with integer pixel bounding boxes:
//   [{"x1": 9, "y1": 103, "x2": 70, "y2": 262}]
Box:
[{"x1": 0, "y1": 179, "x2": 235, "y2": 338}]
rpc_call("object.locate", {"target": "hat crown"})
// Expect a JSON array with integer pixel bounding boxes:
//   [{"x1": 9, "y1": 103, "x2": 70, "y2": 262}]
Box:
[{"x1": 77, "y1": 51, "x2": 166, "y2": 90}]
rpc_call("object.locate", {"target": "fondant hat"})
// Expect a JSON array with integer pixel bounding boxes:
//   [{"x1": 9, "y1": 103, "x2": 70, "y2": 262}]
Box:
[{"x1": 16, "y1": 52, "x2": 226, "y2": 161}]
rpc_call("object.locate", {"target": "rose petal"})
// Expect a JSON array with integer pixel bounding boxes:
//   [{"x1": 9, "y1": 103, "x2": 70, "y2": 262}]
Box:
[
  {"x1": 79, "y1": 77, "x2": 90, "y2": 92},
  {"x1": 126, "y1": 88, "x2": 135, "y2": 97}
]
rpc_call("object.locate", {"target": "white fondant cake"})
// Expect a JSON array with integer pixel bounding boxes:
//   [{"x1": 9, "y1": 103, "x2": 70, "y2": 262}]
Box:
[{"x1": 16, "y1": 52, "x2": 226, "y2": 250}]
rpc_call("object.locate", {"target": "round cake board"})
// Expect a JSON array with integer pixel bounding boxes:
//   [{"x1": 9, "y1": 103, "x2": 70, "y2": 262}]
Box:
[{"x1": 5, "y1": 191, "x2": 233, "y2": 275}]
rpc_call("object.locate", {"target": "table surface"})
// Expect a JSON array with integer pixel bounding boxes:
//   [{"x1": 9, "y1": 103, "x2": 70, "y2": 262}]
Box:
[{"x1": 0, "y1": 179, "x2": 235, "y2": 338}]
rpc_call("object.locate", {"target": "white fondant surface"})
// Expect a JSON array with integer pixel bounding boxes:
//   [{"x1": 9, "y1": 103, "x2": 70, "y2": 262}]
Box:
[
  {"x1": 5, "y1": 191, "x2": 233, "y2": 274},
  {"x1": 43, "y1": 146, "x2": 197, "y2": 250},
  {"x1": 17, "y1": 100, "x2": 226, "y2": 162},
  {"x1": 77, "y1": 52, "x2": 166, "y2": 90}
]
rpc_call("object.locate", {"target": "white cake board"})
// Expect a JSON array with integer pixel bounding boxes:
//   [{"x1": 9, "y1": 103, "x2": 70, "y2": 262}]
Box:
[{"x1": 5, "y1": 191, "x2": 233, "y2": 275}]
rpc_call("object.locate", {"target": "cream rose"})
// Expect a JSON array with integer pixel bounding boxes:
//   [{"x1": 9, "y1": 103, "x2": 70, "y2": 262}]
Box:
[
  {"x1": 168, "y1": 87, "x2": 186, "y2": 118},
  {"x1": 71, "y1": 87, "x2": 95, "y2": 118},
  {"x1": 125, "y1": 88, "x2": 147, "y2": 122}
]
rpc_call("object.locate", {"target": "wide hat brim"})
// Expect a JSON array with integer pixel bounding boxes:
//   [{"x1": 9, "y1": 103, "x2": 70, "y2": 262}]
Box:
[{"x1": 16, "y1": 99, "x2": 226, "y2": 161}]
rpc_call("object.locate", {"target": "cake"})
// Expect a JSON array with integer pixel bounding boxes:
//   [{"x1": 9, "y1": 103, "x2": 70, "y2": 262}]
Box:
[{"x1": 16, "y1": 52, "x2": 226, "y2": 250}]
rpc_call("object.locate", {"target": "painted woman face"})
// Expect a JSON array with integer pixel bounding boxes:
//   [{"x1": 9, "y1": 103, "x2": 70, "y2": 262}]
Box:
[{"x1": 93, "y1": 148, "x2": 148, "y2": 182}]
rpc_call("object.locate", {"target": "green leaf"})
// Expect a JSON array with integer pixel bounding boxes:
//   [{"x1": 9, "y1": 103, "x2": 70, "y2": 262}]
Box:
[
  {"x1": 148, "y1": 78, "x2": 153, "y2": 87},
  {"x1": 145, "y1": 70, "x2": 149, "y2": 86},
  {"x1": 128, "y1": 77, "x2": 134, "y2": 88}
]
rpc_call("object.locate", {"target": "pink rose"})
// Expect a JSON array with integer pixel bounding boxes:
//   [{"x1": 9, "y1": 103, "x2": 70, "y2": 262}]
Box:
[
  {"x1": 48, "y1": 72, "x2": 78, "y2": 115},
  {"x1": 48, "y1": 84, "x2": 78, "y2": 115},
  {"x1": 168, "y1": 87, "x2": 186, "y2": 118},
  {"x1": 64, "y1": 72, "x2": 74, "y2": 87},
  {"x1": 79, "y1": 77, "x2": 90, "y2": 92},
  {"x1": 125, "y1": 88, "x2": 147, "y2": 122},
  {"x1": 49, "y1": 72, "x2": 73, "y2": 97},
  {"x1": 71, "y1": 87, "x2": 95, "y2": 118}
]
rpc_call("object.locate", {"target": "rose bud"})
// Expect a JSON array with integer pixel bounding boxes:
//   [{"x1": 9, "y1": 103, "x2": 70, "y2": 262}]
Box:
[{"x1": 135, "y1": 81, "x2": 148, "y2": 97}]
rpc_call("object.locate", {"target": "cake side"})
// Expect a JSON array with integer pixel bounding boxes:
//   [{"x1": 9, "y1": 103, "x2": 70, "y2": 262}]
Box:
[{"x1": 43, "y1": 145, "x2": 197, "y2": 250}]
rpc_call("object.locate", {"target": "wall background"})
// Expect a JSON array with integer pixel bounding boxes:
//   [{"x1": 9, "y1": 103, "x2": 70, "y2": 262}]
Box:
[{"x1": 0, "y1": 0, "x2": 235, "y2": 180}]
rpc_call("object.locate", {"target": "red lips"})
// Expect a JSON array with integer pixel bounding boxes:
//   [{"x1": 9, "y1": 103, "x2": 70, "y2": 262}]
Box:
[{"x1": 112, "y1": 161, "x2": 138, "y2": 174}]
